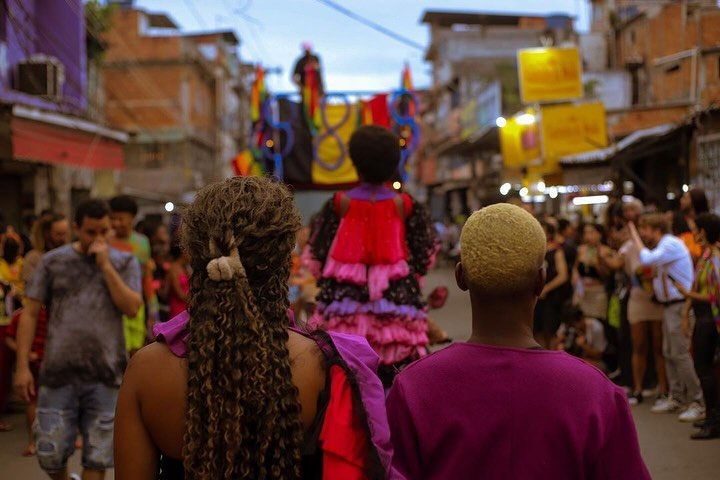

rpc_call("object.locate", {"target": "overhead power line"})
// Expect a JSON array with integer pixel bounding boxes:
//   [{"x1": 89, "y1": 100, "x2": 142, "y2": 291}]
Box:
[
  {"x1": 183, "y1": 0, "x2": 209, "y2": 29},
  {"x1": 313, "y1": 0, "x2": 424, "y2": 51}
]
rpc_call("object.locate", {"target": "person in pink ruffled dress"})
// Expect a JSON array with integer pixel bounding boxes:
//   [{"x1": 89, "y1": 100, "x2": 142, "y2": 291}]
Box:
[{"x1": 304, "y1": 125, "x2": 439, "y2": 386}]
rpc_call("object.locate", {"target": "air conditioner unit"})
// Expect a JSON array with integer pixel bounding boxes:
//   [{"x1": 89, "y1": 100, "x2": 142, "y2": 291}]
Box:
[{"x1": 15, "y1": 55, "x2": 65, "y2": 99}]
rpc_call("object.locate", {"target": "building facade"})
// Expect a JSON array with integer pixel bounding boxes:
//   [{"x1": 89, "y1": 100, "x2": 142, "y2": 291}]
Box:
[
  {"x1": 419, "y1": 11, "x2": 576, "y2": 219},
  {"x1": 101, "y1": 6, "x2": 244, "y2": 210},
  {"x1": 0, "y1": 0, "x2": 127, "y2": 227},
  {"x1": 564, "y1": 0, "x2": 720, "y2": 208}
]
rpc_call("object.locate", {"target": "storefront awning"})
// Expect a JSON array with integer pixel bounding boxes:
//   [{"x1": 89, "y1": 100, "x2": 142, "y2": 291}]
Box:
[
  {"x1": 560, "y1": 123, "x2": 677, "y2": 165},
  {"x1": 10, "y1": 105, "x2": 128, "y2": 170}
]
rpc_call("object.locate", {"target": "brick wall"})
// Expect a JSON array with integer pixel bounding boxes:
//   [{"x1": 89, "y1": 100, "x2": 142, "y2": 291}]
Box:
[
  {"x1": 608, "y1": 105, "x2": 690, "y2": 137},
  {"x1": 103, "y1": 64, "x2": 185, "y2": 130},
  {"x1": 616, "y1": 3, "x2": 720, "y2": 107}
]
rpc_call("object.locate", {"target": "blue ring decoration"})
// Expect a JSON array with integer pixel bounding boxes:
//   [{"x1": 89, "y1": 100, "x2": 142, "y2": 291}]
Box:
[
  {"x1": 314, "y1": 93, "x2": 352, "y2": 172},
  {"x1": 258, "y1": 95, "x2": 295, "y2": 180},
  {"x1": 390, "y1": 88, "x2": 420, "y2": 181},
  {"x1": 398, "y1": 122, "x2": 419, "y2": 182}
]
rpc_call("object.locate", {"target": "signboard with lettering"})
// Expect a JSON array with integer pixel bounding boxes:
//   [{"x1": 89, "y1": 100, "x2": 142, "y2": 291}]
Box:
[
  {"x1": 461, "y1": 82, "x2": 502, "y2": 139},
  {"x1": 518, "y1": 47, "x2": 583, "y2": 103},
  {"x1": 540, "y1": 101, "x2": 607, "y2": 171}
]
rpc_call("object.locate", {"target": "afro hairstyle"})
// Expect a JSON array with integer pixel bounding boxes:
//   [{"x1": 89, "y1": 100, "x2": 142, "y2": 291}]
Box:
[{"x1": 348, "y1": 125, "x2": 401, "y2": 184}]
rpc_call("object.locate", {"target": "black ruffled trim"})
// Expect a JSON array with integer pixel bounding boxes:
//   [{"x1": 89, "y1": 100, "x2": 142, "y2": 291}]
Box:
[
  {"x1": 308, "y1": 197, "x2": 340, "y2": 266},
  {"x1": 316, "y1": 275, "x2": 425, "y2": 309},
  {"x1": 308, "y1": 194, "x2": 435, "y2": 311},
  {"x1": 405, "y1": 198, "x2": 439, "y2": 277}
]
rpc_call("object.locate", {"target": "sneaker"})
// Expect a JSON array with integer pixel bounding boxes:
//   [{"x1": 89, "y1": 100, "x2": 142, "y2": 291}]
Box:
[
  {"x1": 678, "y1": 403, "x2": 706, "y2": 423},
  {"x1": 650, "y1": 395, "x2": 681, "y2": 413},
  {"x1": 628, "y1": 392, "x2": 643, "y2": 406}
]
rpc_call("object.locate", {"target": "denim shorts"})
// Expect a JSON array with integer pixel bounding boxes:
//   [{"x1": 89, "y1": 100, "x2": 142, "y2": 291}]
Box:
[{"x1": 34, "y1": 383, "x2": 118, "y2": 473}]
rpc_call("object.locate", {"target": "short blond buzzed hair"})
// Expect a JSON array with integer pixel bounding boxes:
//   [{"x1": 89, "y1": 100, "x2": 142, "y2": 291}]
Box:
[{"x1": 460, "y1": 203, "x2": 546, "y2": 296}]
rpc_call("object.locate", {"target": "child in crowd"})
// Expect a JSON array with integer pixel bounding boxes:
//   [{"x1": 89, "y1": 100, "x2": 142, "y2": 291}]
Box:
[{"x1": 556, "y1": 304, "x2": 611, "y2": 372}]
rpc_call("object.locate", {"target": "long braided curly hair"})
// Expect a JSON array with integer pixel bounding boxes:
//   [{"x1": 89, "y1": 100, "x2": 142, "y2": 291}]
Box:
[{"x1": 181, "y1": 176, "x2": 304, "y2": 479}]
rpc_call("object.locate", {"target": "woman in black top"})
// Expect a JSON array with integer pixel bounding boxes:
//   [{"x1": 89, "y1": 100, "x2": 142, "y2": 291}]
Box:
[{"x1": 534, "y1": 221, "x2": 570, "y2": 348}]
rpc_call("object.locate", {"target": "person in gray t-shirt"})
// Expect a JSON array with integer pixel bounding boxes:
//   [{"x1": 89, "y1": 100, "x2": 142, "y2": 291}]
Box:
[{"x1": 13, "y1": 199, "x2": 141, "y2": 479}]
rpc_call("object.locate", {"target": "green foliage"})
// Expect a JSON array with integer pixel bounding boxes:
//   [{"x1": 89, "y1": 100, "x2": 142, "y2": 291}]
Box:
[
  {"x1": 85, "y1": 0, "x2": 116, "y2": 63},
  {"x1": 584, "y1": 79, "x2": 601, "y2": 99}
]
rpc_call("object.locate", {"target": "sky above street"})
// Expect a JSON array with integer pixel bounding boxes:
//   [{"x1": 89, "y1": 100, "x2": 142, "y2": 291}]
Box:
[{"x1": 134, "y1": 0, "x2": 590, "y2": 93}]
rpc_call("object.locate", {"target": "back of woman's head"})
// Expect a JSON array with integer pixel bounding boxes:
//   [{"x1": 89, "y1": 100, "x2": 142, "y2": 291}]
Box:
[
  {"x1": 181, "y1": 176, "x2": 303, "y2": 479},
  {"x1": 695, "y1": 212, "x2": 720, "y2": 245},
  {"x1": 671, "y1": 211, "x2": 691, "y2": 236},
  {"x1": 689, "y1": 188, "x2": 709, "y2": 215}
]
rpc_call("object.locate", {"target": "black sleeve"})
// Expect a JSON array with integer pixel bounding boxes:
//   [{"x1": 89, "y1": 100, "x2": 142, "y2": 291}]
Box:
[
  {"x1": 405, "y1": 197, "x2": 439, "y2": 277},
  {"x1": 308, "y1": 197, "x2": 341, "y2": 267}
]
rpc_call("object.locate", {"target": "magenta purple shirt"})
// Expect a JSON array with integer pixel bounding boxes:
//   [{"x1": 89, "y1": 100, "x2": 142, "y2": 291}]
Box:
[{"x1": 386, "y1": 342, "x2": 650, "y2": 480}]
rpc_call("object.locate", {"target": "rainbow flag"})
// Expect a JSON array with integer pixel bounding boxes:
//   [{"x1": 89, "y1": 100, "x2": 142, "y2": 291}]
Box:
[
  {"x1": 251, "y1": 65, "x2": 267, "y2": 123},
  {"x1": 401, "y1": 62, "x2": 414, "y2": 91},
  {"x1": 400, "y1": 63, "x2": 416, "y2": 117},
  {"x1": 302, "y1": 63, "x2": 321, "y2": 133},
  {"x1": 232, "y1": 149, "x2": 264, "y2": 177}
]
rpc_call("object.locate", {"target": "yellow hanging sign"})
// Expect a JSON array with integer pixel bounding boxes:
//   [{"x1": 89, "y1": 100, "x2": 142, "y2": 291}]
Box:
[
  {"x1": 499, "y1": 115, "x2": 541, "y2": 169},
  {"x1": 540, "y1": 102, "x2": 607, "y2": 171},
  {"x1": 518, "y1": 47, "x2": 583, "y2": 103}
]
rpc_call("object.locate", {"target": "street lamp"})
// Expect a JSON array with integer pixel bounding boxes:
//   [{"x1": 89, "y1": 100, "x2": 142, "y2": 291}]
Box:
[
  {"x1": 516, "y1": 113, "x2": 536, "y2": 125},
  {"x1": 572, "y1": 195, "x2": 609, "y2": 206},
  {"x1": 499, "y1": 182, "x2": 512, "y2": 196}
]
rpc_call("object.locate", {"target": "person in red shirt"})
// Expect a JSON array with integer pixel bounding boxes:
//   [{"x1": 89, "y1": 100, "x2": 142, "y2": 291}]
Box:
[{"x1": 5, "y1": 308, "x2": 47, "y2": 456}]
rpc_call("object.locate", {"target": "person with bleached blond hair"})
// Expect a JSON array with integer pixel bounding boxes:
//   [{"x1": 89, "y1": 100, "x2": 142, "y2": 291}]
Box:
[{"x1": 386, "y1": 203, "x2": 650, "y2": 480}]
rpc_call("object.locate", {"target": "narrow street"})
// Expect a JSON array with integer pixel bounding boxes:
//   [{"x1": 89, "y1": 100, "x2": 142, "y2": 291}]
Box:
[{"x1": 1, "y1": 267, "x2": 718, "y2": 480}]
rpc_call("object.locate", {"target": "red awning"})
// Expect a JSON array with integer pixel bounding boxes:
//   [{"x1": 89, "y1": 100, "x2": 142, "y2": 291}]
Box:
[{"x1": 11, "y1": 117, "x2": 125, "y2": 170}]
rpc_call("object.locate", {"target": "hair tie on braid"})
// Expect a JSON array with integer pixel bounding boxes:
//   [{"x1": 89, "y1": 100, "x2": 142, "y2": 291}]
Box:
[{"x1": 206, "y1": 238, "x2": 246, "y2": 281}]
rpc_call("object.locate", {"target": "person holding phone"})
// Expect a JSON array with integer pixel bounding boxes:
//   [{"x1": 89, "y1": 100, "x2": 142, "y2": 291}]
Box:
[
  {"x1": 629, "y1": 214, "x2": 703, "y2": 422},
  {"x1": 13, "y1": 199, "x2": 142, "y2": 480}
]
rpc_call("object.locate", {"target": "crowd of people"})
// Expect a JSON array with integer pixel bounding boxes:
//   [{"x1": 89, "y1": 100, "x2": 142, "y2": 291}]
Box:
[
  {"x1": 525, "y1": 187, "x2": 720, "y2": 441},
  {"x1": 0, "y1": 195, "x2": 192, "y2": 479},
  {"x1": 0, "y1": 124, "x2": 715, "y2": 479}
]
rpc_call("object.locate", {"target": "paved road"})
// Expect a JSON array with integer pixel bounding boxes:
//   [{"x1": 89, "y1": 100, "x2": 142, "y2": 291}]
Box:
[
  {"x1": 2, "y1": 267, "x2": 718, "y2": 479},
  {"x1": 423, "y1": 267, "x2": 720, "y2": 480}
]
